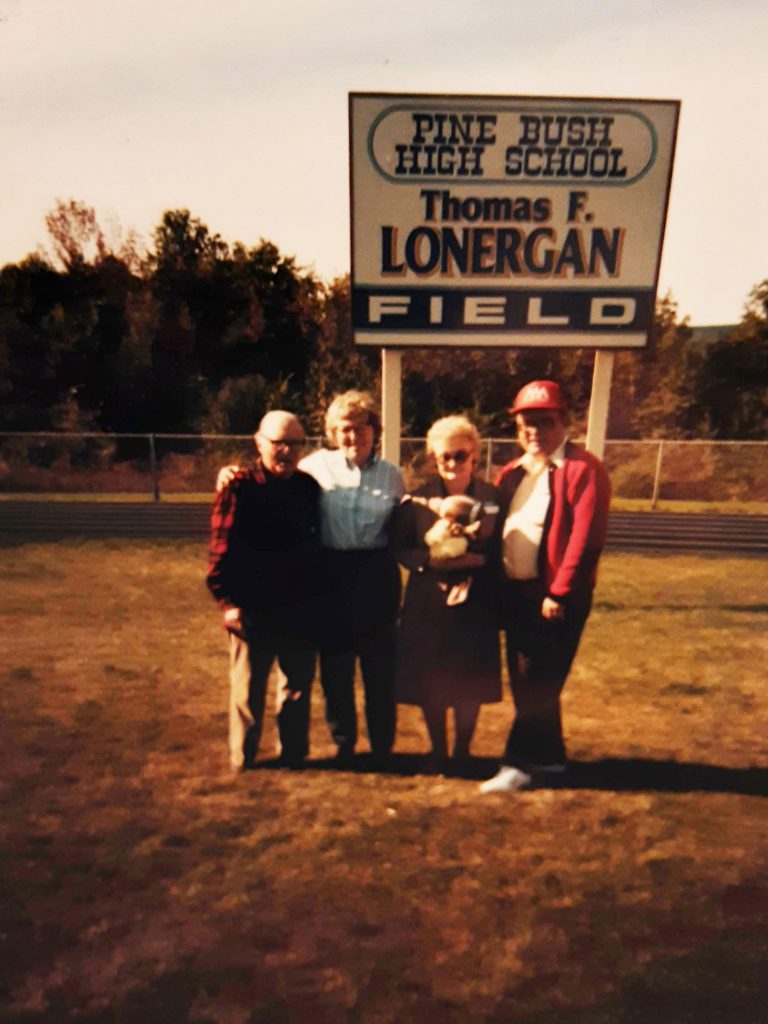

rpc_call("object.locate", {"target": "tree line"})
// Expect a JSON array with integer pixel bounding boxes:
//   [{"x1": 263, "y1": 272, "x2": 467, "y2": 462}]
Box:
[{"x1": 1, "y1": 199, "x2": 766, "y2": 444}]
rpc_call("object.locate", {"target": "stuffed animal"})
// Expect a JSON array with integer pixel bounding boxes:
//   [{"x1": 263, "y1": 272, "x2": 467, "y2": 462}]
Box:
[{"x1": 424, "y1": 494, "x2": 482, "y2": 560}]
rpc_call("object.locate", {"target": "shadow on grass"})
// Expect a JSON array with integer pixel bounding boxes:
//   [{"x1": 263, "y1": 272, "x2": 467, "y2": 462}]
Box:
[
  {"x1": 252, "y1": 754, "x2": 768, "y2": 797},
  {"x1": 542, "y1": 758, "x2": 768, "y2": 797},
  {"x1": 595, "y1": 601, "x2": 768, "y2": 614}
]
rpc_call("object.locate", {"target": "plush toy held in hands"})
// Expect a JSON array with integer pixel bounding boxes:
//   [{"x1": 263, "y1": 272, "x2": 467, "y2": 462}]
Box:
[{"x1": 424, "y1": 494, "x2": 483, "y2": 560}]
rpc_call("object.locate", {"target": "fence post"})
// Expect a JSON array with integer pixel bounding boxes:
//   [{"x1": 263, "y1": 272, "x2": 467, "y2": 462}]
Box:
[
  {"x1": 485, "y1": 438, "x2": 493, "y2": 481},
  {"x1": 149, "y1": 434, "x2": 160, "y2": 502},
  {"x1": 651, "y1": 440, "x2": 664, "y2": 510}
]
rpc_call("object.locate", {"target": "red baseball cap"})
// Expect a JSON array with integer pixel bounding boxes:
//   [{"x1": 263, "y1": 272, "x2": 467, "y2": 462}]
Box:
[{"x1": 510, "y1": 380, "x2": 567, "y2": 416}]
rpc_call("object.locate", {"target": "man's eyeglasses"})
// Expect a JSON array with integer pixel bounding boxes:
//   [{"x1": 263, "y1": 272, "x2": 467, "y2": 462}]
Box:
[
  {"x1": 436, "y1": 450, "x2": 472, "y2": 465},
  {"x1": 260, "y1": 436, "x2": 305, "y2": 450}
]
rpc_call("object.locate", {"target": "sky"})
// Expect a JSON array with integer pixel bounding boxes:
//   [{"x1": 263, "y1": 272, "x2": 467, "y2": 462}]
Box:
[{"x1": 1, "y1": 0, "x2": 766, "y2": 326}]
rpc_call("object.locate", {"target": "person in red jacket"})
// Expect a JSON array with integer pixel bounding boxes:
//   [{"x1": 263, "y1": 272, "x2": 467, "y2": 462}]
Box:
[{"x1": 480, "y1": 380, "x2": 611, "y2": 794}]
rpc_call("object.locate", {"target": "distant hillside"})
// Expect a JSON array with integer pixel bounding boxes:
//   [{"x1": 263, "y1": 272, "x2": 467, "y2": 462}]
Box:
[{"x1": 688, "y1": 324, "x2": 737, "y2": 347}]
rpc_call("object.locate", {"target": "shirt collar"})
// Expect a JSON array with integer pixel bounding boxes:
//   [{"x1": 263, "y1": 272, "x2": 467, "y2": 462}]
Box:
[{"x1": 549, "y1": 440, "x2": 567, "y2": 468}]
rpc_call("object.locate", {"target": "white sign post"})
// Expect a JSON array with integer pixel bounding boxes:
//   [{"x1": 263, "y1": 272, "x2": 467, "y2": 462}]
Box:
[
  {"x1": 349, "y1": 93, "x2": 679, "y2": 460},
  {"x1": 380, "y1": 348, "x2": 403, "y2": 465},
  {"x1": 585, "y1": 350, "x2": 615, "y2": 459}
]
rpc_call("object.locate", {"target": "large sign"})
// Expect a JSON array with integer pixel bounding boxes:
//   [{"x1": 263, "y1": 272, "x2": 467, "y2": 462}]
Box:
[{"x1": 349, "y1": 93, "x2": 679, "y2": 348}]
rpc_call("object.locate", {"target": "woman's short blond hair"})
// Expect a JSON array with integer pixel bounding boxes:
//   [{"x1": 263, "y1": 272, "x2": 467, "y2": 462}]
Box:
[
  {"x1": 325, "y1": 390, "x2": 382, "y2": 446},
  {"x1": 426, "y1": 415, "x2": 482, "y2": 458}
]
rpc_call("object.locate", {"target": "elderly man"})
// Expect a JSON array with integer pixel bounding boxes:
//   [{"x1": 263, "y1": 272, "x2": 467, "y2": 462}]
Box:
[
  {"x1": 481, "y1": 380, "x2": 611, "y2": 794},
  {"x1": 207, "y1": 411, "x2": 321, "y2": 771}
]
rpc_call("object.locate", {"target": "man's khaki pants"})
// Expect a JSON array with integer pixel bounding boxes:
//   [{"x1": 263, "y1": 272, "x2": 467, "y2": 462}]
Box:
[{"x1": 228, "y1": 631, "x2": 315, "y2": 769}]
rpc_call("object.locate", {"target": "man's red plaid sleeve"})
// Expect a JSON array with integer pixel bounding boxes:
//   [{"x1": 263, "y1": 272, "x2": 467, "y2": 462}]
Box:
[
  {"x1": 205, "y1": 481, "x2": 236, "y2": 606},
  {"x1": 206, "y1": 481, "x2": 240, "y2": 609}
]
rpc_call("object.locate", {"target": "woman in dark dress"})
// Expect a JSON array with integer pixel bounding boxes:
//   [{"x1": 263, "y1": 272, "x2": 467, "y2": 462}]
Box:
[{"x1": 394, "y1": 415, "x2": 502, "y2": 767}]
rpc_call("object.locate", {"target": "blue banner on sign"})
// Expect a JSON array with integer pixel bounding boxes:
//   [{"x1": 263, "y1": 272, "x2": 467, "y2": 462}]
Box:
[{"x1": 352, "y1": 286, "x2": 654, "y2": 333}]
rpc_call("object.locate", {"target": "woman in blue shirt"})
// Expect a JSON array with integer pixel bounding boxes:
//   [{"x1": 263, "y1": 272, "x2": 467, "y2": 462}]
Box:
[{"x1": 302, "y1": 391, "x2": 404, "y2": 765}]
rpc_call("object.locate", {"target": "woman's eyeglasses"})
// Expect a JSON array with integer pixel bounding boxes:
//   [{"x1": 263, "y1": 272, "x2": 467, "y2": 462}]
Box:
[{"x1": 436, "y1": 450, "x2": 472, "y2": 465}]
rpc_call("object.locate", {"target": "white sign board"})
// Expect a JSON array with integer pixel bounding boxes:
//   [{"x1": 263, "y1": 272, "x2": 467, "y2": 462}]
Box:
[{"x1": 350, "y1": 92, "x2": 679, "y2": 348}]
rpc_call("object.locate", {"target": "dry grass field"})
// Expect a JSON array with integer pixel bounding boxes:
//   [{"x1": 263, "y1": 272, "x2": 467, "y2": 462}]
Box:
[{"x1": 1, "y1": 539, "x2": 766, "y2": 1024}]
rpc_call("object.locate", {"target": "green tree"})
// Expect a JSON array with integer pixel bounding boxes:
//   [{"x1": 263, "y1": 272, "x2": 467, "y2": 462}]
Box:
[
  {"x1": 0, "y1": 252, "x2": 136, "y2": 432},
  {"x1": 44, "y1": 199, "x2": 107, "y2": 271},
  {"x1": 400, "y1": 345, "x2": 595, "y2": 437},
  {"x1": 691, "y1": 281, "x2": 768, "y2": 439},
  {"x1": 0, "y1": 202, "x2": 151, "y2": 434},
  {"x1": 43, "y1": 198, "x2": 143, "y2": 273},
  {"x1": 147, "y1": 213, "x2": 323, "y2": 432},
  {"x1": 304, "y1": 275, "x2": 378, "y2": 432},
  {"x1": 149, "y1": 209, "x2": 227, "y2": 426},
  {"x1": 200, "y1": 374, "x2": 293, "y2": 435},
  {"x1": 0, "y1": 255, "x2": 66, "y2": 428},
  {"x1": 608, "y1": 293, "x2": 700, "y2": 438}
]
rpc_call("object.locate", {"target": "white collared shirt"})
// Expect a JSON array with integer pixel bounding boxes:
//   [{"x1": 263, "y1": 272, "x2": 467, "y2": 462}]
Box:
[
  {"x1": 300, "y1": 447, "x2": 405, "y2": 550},
  {"x1": 502, "y1": 441, "x2": 566, "y2": 579}
]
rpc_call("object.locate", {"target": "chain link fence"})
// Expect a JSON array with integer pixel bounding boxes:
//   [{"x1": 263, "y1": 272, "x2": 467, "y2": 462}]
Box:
[{"x1": 1, "y1": 432, "x2": 767, "y2": 504}]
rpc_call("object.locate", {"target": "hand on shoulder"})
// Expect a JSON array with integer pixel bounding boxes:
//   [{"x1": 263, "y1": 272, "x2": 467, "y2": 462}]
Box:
[{"x1": 216, "y1": 462, "x2": 264, "y2": 492}]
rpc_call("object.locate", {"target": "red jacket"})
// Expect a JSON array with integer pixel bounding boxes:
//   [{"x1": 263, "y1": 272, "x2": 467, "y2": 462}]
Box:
[{"x1": 496, "y1": 442, "x2": 611, "y2": 601}]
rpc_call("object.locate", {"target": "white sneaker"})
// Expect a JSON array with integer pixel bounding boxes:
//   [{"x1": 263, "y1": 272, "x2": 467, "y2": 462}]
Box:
[{"x1": 479, "y1": 766, "x2": 533, "y2": 794}]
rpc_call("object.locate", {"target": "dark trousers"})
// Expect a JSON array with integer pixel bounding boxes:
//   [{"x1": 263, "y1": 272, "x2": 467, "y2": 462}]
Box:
[
  {"x1": 320, "y1": 621, "x2": 397, "y2": 756},
  {"x1": 500, "y1": 579, "x2": 592, "y2": 770},
  {"x1": 319, "y1": 549, "x2": 400, "y2": 757}
]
